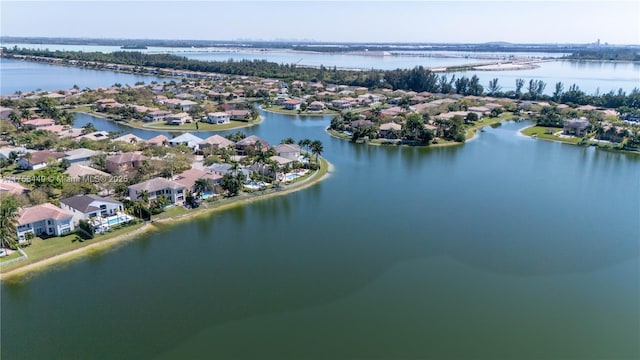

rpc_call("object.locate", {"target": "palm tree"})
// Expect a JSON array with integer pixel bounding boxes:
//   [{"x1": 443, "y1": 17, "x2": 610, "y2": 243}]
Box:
[
  {"x1": 136, "y1": 190, "x2": 151, "y2": 221},
  {"x1": 8, "y1": 112, "x2": 20, "y2": 128},
  {"x1": 21, "y1": 108, "x2": 32, "y2": 120},
  {"x1": 0, "y1": 195, "x2": 21, "y2": 250},
  {"x1": 281, "y1": 137, "x2": 295, "y2": 144},
  {"x1": 310, "y1": 140, "x2": 324, "y2": 164},
  {"x1": 194, "y1": 178, "x2": 212, "y2": 197}
]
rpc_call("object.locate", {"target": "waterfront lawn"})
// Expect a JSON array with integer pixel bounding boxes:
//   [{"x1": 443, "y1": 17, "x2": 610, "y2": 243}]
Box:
[
  {"x1": 522, "y1": 125, "x2": 583, "y2": 144},
  {"x1": 265, "y1": 106, "x2": 338, "y2": 116},
  {"x1": 0, "y1": 250, "x2": 23, "y2": 263},
  {"x1": 0, "y1": 222, "x2": 145, "y2": 273},
  {"x1": 70, "y1": 105, "x2": 92, "y2": 113},
  {"x1": 152, "y1": 205, "x2": 188, "y2": 220},
  {"x1": 136, "y1": 120, "x2": 254, "y2": 131}
]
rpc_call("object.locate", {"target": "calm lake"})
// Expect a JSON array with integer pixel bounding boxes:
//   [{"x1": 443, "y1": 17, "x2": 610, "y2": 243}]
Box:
[
  {"x1": 2, "y1": 45, "x2": 639, "y2": 95},
  {"x1": 1, "y1": 60, "x2": 640, "y2": 359}
]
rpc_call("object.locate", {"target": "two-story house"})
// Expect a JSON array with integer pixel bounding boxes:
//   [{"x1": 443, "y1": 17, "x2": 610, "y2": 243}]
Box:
[
  {"x1": 59, "y1": 194, "x2": 124, "y2": 226},
  {"x1": 16, "y1": 203, "x2": 74, "y2": 242},
  {"x1": 106, "y1": 152, "x2": 149, "y2": 175},
  {"x1": 128, "y1": 177, "x2": 186, "y2": 204}
]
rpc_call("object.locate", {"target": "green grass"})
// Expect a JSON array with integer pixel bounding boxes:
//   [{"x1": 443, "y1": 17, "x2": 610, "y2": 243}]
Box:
[
  {"x1": 0, "y1": 222, "x2": 145, "y2": 273},
  {"x1": 70, "y1": 105, "x2": 92, "y2": 113},
  {"x1": 0, "y1": 250, "x2": 24, "y2": 262},
  {"x1": 133, "y1": 120, "x2": 258, "y2": 131},
  {"x1": 152, "y1": 205, "x2": 188, "y2": 220},
  {"x1": 264, "y1": 106, "x2": 338, "y2": 116},
  {"x1": 521, "y1": 125, "x2": 583, "y2": 144}
]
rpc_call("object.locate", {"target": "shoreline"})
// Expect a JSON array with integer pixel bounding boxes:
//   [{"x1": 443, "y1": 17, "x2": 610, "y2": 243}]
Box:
[
  {"x1": 0, "y1": 157, "x2": 331, "y2": 281},
  {"x1": 518, "y1": 125, "x2": 640, "y2": 154},
  {"x1": 325, "y1": 114, "x2": 515, "y2": 148},
  {"x1": 76, "y1": 111, "x2": 264, "y2": 132},
  {"x1": 259, "y1": 106, "x2": 337, "y2": 117}
]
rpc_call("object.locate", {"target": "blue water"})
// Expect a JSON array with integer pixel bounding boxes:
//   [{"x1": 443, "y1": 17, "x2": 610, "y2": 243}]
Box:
[{"x1": 285, "y1": 173, "x2": 301, "y2": 181}]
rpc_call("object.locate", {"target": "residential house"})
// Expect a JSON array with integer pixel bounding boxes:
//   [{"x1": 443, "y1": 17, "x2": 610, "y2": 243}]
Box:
[
  {"x1": 228, "y1": 109, "x2": 250, "y2": 120},
  {"x1": 78, "y1": 131, "x2": 110, "y2": 141},
  {"x1": 168, "y1": 133, "x2": 203, "y2": 151},
  {"x1": 199, "y1": 135, "x2": 235, "y2": 153},
  {"x1": 64, "y1": 148, "x2": 99, "y2": 166},
  {"x1": 128, "y1": 177, "x2": 186, "y2": 204},
  {"x1": 235, "y1": 135, "x2": 270, "y2": 155},
  {"x1": 563, "y1": 118, "x2": 590, "y2": 137},
  {"x1": 206, "y1": 163, "x2": 252, "y2": 178},
  {"x1": 174, "y1": 168, "x2": 222, "y2": 194},
  {"x1": 0, "y1": 146, "x2": 29, "y2": 161},
  {"x1": 379, "y1": 122, "x2": 402, "y2": 139},
  {"x1": 205, "y1": 112, "x2": 231, "y2": 124},
  {"x1": 274, "y1": 144, "x2": 301, "y2": 161},
  {"x1": 18, "y1": 150, "x2": 64, "y2": 170},
  {"x1": 283, "y1": 99, "x2": 302, "y2": 110},
  {"x1": 143, "y1": 110, "x2": 172, "y2": 122},
  {"x1": 65, "y1": 164, "x2": 111, "y2": 182},
  {"x1": 96, "y1": 98, "x2": 117, "y2": 111},
  {"x1": 166, "y1": 112, "x2": 193, "y2": 125},
  {"x1": 146, "y1": 134, "x2": 169, "y2": 147},
  {"x1": 22, "y1": 118, "x2": 55, "y2": 129},
  {"x1": 308, "y1": 101, "x2": 325, "y2": 111},
  {"x1": 60, "y1": 195, "x2": 124, "y2": 226},
  {"x1": 106, "y1": 152, "x2": 148, "y2": 174},
  {"x1": 165, "y1": 99, "x2": 198, "y2": 112},
  {"x1": 16, "y1": 203, "x2": 74, "y2": 242},
  {"x1": 114, "y1": 133, "x2": 145, "y2": 145},
  {"x1": 0, "y1": 180, "x2": 28, "y2": 195}
]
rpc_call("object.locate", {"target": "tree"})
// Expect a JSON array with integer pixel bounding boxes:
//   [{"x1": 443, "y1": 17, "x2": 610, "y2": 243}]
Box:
[
  {"x1": 553, "y1": 82, "x2": 564, "y2": 101},
  {"x1": 515, "y1": 78, "x2": 525, "y2": 97},
  {"x1": 91, "y1": 153, "x2": 107, "y2": 171},
  {"x1": 0, "y1": 195, "x2": 20, "y2": 250},
  {"x1": 194, "y1": 178, "x2": 212, "y2": 196},
  {"x1": 8, "y1": 112, "x2": 20, "y2": 128},
  {"x1": 221, "y1": 172, "x2": 244, "y2": 196},
  {"x1": 402, "y1": 113, "x2": 425, "y2": 141},
  {"x1": 487, "y1": 78, "x2": 502, "y2": 96},
  {"x1": 281, "y1": 137, "x2": 295, "y2": 144},
  {"x1": 21, "y1": 108, "x2": 32, "y2": 120},
  {"x1": 82, "y1": 122, "x2": 97, "y2": 135},
  {"x1": 298, "y1": 138, "x2": 312, "y2": 154},
  {"x1": 310, "y1": 140, "x2": 324, "y2": 164}
]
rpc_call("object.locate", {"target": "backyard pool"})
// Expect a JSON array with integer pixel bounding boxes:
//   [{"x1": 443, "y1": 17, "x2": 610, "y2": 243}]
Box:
[
  {"x1": 284, "y1": 173, "x2": 302, "y2": 181},
  {"x1": 106, "y1": 214, "x2": 133, "y2": 226},
  {"x1": 201, "y1": 192, "x2": 214, "y2": 200}
]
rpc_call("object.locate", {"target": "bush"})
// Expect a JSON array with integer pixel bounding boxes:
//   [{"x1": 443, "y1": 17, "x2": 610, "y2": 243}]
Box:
[{"x1": 78, "y1": 219, "x2": 95, "y2": 239}]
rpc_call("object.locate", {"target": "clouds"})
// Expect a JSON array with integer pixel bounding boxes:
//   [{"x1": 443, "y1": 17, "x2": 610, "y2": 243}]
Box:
[{"x1": 1, "y1": 1, "x2": 639, "y2": 44}]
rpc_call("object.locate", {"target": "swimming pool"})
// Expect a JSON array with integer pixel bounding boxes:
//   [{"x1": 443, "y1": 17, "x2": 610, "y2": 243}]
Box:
[
  {"x1": 285, "y1": 173, "x2": 301, "y2": 181},
  {"x1": 107, "y1": 215, "x2": 132, "y2": 226},
  {"x1": 201, "y1": 192, "x2": 214, "y2": 199}
]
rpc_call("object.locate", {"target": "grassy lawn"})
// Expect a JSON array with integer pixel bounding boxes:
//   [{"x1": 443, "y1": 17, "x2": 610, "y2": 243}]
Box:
[
  {"x1": 0, "y1": 250, "x2": 23, "y2": 262},
  {"x1": 264, "y1": 106, "x2": 338, "y2": 116},
  {"x1": 70, "y1": 105, "x2": 92, "y2": 113},
  {"x1": 0, "y1": 222, "x2": 145, "y2": 274},
  {"x1": 521, "y1": 125, "x2": 583, "y2": 144},
  {"x1": 152, "y1": 205, "x2": 188, "y2": 220},
  {"x1": 133, "y1": 120, "x2": 257, "y2": 131}
]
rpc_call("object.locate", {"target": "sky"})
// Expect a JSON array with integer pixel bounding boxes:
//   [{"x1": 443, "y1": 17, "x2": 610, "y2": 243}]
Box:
[{"x1": 1, "y1": 1, "x2": 639, "y2": 44}]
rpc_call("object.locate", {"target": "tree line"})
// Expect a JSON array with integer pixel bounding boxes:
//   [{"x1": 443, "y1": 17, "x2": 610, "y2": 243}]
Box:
[{"x1": 4, "y1": 48, "x2": 639, "y2": 110}]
